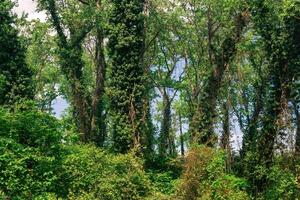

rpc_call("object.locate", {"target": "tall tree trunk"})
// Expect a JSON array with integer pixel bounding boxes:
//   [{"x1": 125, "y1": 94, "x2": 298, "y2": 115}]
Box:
[
  {"x1": 91, "y1": 26, "x2": 106, "y2": 146},
  {"x1": 221, "y1": 100, "x2": 231, "y2": 172},
  {"x1": 43, "y1": 0, "x2": 93, "y2": 142},
  {"x1": 108, "y1": 0, "x2": 146, "y2": 153},
  {"x1": 294, "y1": 103, "x2": 300, "y2": 154},
  {"x1": 140, "y1": 0, "x2": 155, "y2": 157},
  {"x1": 241, "y1": 81, "x2": 264, "y2": 157},
  {"x1": 159, "y1": 90, "x2": 171, "y2": 157},
  {"x1": 67, "y1": 45, "x2": 91, "y2": 142},
  {"x1": 179, "y1": 112, "x2": 185, "y2": 157}
]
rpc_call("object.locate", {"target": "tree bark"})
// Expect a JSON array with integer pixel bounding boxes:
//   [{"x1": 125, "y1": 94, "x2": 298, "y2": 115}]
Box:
[
  {"x1": 44, "y1": 0, "x2": 93, "y2": 142},
  {"x1": 90, "y1": 26, "x2": 106, "y2": 146},
  {"x1": 179, "y1": 112, "x2": 185, "y2": 157},
  {"x1": 294, "y1": 103, "x2": 300, "y2": 154},
  {"x1": 159, "y1": 90, "x2": 171, "y2": 157},
  {"x1": 221, "y1": 100, "x2": 231, "y2": 172}
]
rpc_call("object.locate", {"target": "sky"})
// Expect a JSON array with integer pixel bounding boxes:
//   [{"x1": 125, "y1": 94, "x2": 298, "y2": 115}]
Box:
[{"x1": 13, "y1": 0, "x2": 46, "y2": 21}]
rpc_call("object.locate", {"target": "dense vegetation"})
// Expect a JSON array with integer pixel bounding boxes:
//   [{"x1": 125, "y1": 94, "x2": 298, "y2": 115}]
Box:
[{"x1": 0, "y1": 0, "x2": 300, "y2": 199}]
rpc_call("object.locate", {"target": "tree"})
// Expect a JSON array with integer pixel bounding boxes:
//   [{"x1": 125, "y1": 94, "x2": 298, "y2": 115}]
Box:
[
  {"x1": 148, "y1": 2, "x2": 186, "y2": 157},
  {"x1": 185, "y1": 1, "x2": 248, "y2": 145},
  {"x1": 0, "y1": 0, "x2": 34, "y2": 105},
  {"x1": 37, "y1": 0, "x2": 107, "y2": 144},
  {"x1": 107, "y1": 0, "x2": 147, "y2": 153},
  {"x1": 240, "y1": 0, "x2": 300, "y2": 194},
  {"x1": 25, "y1": 21, "x2": 61, "y2": 113}
]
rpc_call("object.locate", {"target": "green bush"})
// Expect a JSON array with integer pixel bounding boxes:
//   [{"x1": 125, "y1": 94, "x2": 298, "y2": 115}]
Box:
[
  {"x1": 175, "y1": 146, "x2": 249, "y2": 200},
  {"x1": 147, "y1": 171, "x2": 178, "y2": 195},
  {"x1": 264, "y1": 165, "x2": 298, "y2": 200},
  {"x1": 0, "y1": 106, "x2": 63, "y2": 199},
  {"x1": 211, "y1": 175, "x2": 249, "y2": 200},
  {"x1": 62, "y1": 145, "x2": 151, "y2": 200},
  {"x1": 0, "y1": 106, "x2": 154, "y2": 199}
]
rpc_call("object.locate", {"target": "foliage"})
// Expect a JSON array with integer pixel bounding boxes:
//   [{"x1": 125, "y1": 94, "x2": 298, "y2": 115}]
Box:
[
  {"x1": 62, "y1": 144, "x2": 151, "y2": 199},
  {"x1": 0, "y1": 0, "x2": 34, "y2": 105},
  {"x1": 1, "y1": 0, "x2": 300, "y2": 199},
  {"x1": 175, "y1": 146, "x2": 249, "y2": 200},
  {"x1": 0, "y1": 104, "x2": 63, "y2": 199},
  {"x1": 147, "y1": 171, "x2": 178, "y2": 195},
  {"x1": 263, "y1": 163, "x2": 299, "y2": 200},
  {"x1": 107, "y1": 0, "x2": 147, "y2": 153},
  {"x1": 0, "y1": 105, "x2": 153, "y2": 199}
]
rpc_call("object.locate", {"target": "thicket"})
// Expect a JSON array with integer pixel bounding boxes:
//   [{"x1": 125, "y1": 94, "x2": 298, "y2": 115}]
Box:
[
  {"x1": 1, "y1": 104, "x2": 298, "y2": 199},
  {"x1": 0, "y1": 105, "x2": 153, "y2": 199},
  {"x1": 0, "y1": 0, "x2": 300, "y2": 199}
]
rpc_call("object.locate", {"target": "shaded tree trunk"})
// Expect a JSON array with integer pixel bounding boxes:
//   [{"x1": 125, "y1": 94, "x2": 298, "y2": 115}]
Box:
[
  {"x1": 179, "y1": 112, "x2": 185, "y2": 157},
  {"x1": 159, "y1": 90, "x2": 171, "y2": 157},
  {"x1": 240, "y1": 79, "x2": 264, "y2": 157},
  {"x1": 221, "y1": 100, "x2": 231, "y2": 172},
  {"x1": 42, "y1": 0, "x2": 94, "y2": 142},
  {"x1": 91, "y1": 26, "x2": 106, "y2": 146},
  {"x1": 141, "y1": 98, "x2": 155, "y2": 156},
  {"x1": 66, "y1": 44, "x2": 91, "y2": 142},
  {"x1": 140, "y1": 0, "x2": 155, "y2": 157}
]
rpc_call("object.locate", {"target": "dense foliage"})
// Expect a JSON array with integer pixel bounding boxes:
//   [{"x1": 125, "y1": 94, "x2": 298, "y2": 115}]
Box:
[
  {"x1": 0, "y1": 0, "x2": 34, "y2": 105},
  {"x1": 0, "y1": 0, "x2": 299, "y2": 199}
]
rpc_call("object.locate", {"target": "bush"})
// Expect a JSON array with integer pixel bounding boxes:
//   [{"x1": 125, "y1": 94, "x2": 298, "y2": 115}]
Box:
[
  {"x1": 174, "y1": 146, "x2": 249, "y2": 200},
  {"x1": 0, "y1": 105, "x2": 154, "y2": 199},
  {"x1": 0, "y1": 106, "x2": 63, "y2": 199},
  {"x1": 62, "y1": 145, "x2": 151, "y2": 200},
  {"x1": 264, "y1": 165, "x2": 299, "y2": 200},
  {"x1": 147, "y1": 171, "x2": 178, "y2": 195},
  {"x1": 211, "y1": 175, "x2": 249, "y2": 200}
]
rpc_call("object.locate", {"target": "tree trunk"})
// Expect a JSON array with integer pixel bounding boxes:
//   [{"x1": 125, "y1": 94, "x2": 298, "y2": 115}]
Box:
[
  {"x1": 90, "y1": 26, "x2": 106, "y2": 146},
  {"x1": 179, "y1": 112, "x2": 185, "y2": 157},
  {"x1": 159, "y1": 90, "x2": 171, "y2": 157},
  {"x1": 294, "y1": 103, "x2": 300, "y2": 154},
  {"x1": 241, "y1": 82, "x2": 264, "y2": 157},
  {"x1": 108, "y1": 0, "x2": 146, "y2": 153},
  {"x1": 68, "y1": 46, "x2": 91, "y2": 142},
  {"x1": 221, "y1": 100, "x2": 231, "y2": 172},
  {"x1": 45, "y1": 0, "x2": 93, "y2": 143}
]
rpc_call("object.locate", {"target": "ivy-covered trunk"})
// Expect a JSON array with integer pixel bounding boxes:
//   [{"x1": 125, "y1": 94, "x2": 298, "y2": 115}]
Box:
[
  {"x1": 221, "y1": 100, "x2": 231, "y2": 172},
  {"x1": 247, "y1": 0, "x2": 300, "y2": 194},
  {"x1": 108, "y1": 0, "x2": 146, "y2": 153},
  {"x1": 41, "y1": 0, "x2": 94, "y2": 142},
  {"x1": 62, "y1": 44, "x2": 91, "y2": 142}
]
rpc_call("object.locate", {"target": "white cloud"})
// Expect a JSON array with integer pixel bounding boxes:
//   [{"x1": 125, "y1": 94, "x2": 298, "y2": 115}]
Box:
[{"x1": 13, "y1": 0, "x2": 46, "y2": 22}]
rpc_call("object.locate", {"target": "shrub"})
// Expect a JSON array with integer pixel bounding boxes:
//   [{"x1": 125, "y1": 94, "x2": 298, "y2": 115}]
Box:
[
  {"x1": 174, "y1": 146, "x2": 249, "y2": 200},
  {"x1": 0, "y1": 106, "x2": 63, "y2": 199},
  {"x1": 211, "y1": 175, "x2": 249, "y2": 200},
  {"x1": 0, "y1": 106, "x2": 153, "y2": 199},
  {"x1": 264, "y1": 165, "x2": 299, "y2": 200},
  {"x1": 62, "y1": 145, "x2": 152, "y2": 200},
  {"x1": 147, "y1": 171, "x2": 178, "y2": 195}
]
